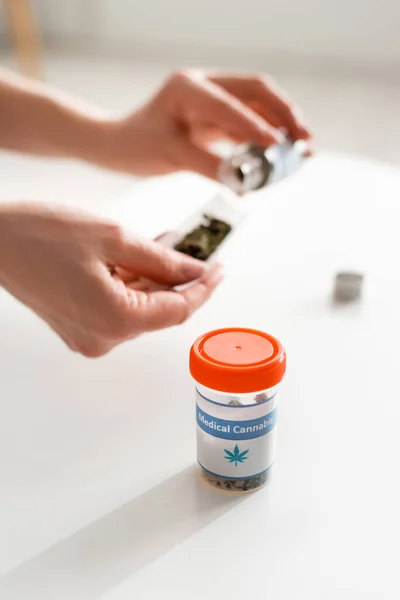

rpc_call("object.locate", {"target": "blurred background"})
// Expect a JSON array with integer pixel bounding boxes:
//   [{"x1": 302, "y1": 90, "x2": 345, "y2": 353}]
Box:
[{"x1": 0, "y1": 0, "x2": 399, "y2": 205}]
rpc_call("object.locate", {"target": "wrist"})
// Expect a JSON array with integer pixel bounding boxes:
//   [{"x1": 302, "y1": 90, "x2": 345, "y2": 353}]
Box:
[
  {"x1": 41, "y1": 90, "x2": 120, "y2": 167},
  {"x1": 65, "y1": 112, "x2": 120, "y2": 167}
]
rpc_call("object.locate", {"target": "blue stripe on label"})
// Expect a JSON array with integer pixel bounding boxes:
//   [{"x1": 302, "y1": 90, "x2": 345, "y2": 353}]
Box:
[{"x1": 196, "y1": 405, "x2": 277, "y2": 440}]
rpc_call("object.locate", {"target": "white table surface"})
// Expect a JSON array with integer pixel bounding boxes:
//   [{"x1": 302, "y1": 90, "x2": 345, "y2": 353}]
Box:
[{"x1": 1, "y1": 153, "x2": 400, "y2": 599}]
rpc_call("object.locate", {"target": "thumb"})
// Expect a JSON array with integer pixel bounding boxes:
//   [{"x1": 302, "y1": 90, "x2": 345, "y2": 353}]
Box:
[
  {"x1": 108, "y1": 233, "x2": 206, "y2": 286},
  {"x1": 173, "y1": 139, "x2": 220, "y2": 181}
]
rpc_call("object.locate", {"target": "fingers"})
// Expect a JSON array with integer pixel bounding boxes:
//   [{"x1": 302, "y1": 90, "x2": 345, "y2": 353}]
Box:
[
  {"x1": 125, "y1": 263, "x2": 223, "y2": 332},
  {"x1": 209, "y1": 73, "x2": 312, "y2": 142},
  {"x1": 111, "y1": 265, "x2": 137, "y2": 283},
  {"x1": 107, "y1": 230, "x2": 206, "y2": 286},
  {"x1": 180, "y1": 262, "x2": 224, "y2": 315},
  {"x1": 111, "y1": 233, "x2": 169, "y2": 283},
  {"x1": 174, "y1": 71, "x2": 284, "y2": 147}
]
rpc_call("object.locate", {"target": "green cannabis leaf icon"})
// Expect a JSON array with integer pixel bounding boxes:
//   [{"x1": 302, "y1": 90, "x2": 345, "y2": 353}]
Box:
[{"x1": 224, "y1": 444, "x2": 249, "y2": 467}]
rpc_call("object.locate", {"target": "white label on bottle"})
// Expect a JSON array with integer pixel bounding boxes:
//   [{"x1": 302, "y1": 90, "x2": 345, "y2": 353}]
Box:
[
  {"x1": 196, "y1": 388, "x2": 278, "y2": 479},
  {"x1": 269, "y1": 142, "x2": 302, "y2": 183}
]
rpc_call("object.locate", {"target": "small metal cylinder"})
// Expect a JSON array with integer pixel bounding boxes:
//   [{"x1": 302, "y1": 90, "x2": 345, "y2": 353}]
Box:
[{"x1": 334, "y1": 272, "x2": 364, "y2": 303}]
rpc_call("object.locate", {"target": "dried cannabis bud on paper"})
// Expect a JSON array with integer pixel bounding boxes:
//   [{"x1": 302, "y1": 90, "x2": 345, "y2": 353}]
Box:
[{"x1": 174, "y1": 215, "x2": 232, "y2": 261}]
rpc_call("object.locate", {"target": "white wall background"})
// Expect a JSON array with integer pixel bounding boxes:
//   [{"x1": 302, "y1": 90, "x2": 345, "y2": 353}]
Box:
[{"x1": 1, "y1": 0, "x2": 400, "y2": 67}]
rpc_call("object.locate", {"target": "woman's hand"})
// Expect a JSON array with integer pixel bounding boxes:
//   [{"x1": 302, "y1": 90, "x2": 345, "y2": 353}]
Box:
[
  {"x1": 106, "y1": 70, "x2": 313, "y2": 180},
  {"x1": 0, "y1": 203, "x2": 222, "y2": 357},
  {"x1": 0, "y1": 67, "x2": 312, "y2": 182}
]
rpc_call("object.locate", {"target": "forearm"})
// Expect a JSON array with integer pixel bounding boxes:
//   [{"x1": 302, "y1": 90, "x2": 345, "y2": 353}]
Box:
[
  {"x1": 0, "y1": 67, "x2": 117, "y2": 164},
  {"x1": 0, "y1": 202, "x2": 19, "y2": 289}
]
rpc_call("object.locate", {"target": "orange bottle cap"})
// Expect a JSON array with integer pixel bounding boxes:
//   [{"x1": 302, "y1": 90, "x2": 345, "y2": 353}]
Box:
[{"x1": 190, "y1": 328, "x2": 286, "y2": 393}]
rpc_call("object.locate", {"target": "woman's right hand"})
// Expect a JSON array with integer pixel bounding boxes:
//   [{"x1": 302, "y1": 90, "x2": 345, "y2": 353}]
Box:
[
  {"x1": 0, "y1": 203, "x2": 223, "y2": 357},
  {"x1": 105, "y1": 69, "x2": 313, "y2": 181}
]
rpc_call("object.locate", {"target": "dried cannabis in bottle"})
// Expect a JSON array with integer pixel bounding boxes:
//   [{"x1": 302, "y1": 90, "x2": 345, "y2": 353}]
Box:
[
  {"x1": 174, "y1": 215, "x2": 232, "y2": 261},
  {"x1": 201, "y1": 469, "x2": 271, "y2": 494},
  {"x1": 255, "y1": 393, "x2": 269, "y2": 403}
]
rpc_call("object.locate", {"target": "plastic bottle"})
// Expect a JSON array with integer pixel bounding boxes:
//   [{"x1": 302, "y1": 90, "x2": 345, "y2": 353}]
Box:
[{"x1": 190, "y1": 328, "x2": 286, "y2": 493}]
